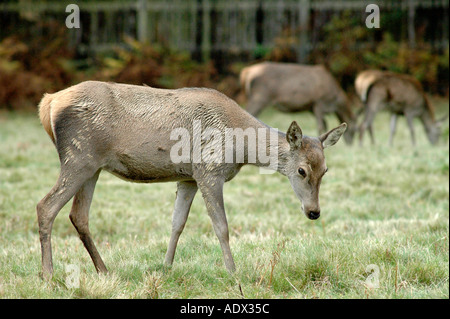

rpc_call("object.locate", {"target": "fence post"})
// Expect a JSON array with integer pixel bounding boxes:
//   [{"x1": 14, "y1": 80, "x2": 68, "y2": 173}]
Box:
[
  {"x1": 444, "y1": 0, "x2": 449, "y2": 49},
  {"x1": 137, "y1": 0, "x2": 149, "y2": 43},
  {"x1": 202, "y1": 0, "x2": 211, "y2": 62},
  {"x1": 298, "y1": 0, "x2": 310, "y2": 63},
  {"x1": 408, "y1": 0, "x2": 416, "y2": 49},
  {"x1": 90, "y1": 9, "x2": 98, "y2": 49}
]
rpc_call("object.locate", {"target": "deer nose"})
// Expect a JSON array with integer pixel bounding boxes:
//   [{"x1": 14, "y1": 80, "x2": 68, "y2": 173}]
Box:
[{"x1": 308, "y1": 211, "x2": 320, "y2": 220}]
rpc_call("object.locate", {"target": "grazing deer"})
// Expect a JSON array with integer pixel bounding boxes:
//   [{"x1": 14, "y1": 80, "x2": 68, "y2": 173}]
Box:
[
  {"x1": 37, "y1": 81, "x2": 346, "y2": 280},
  {"x1": 356, "y1": 70, "x2": 447, "y2": 146},
  {"x1": 239, "y1": 61, "x2": 356, "y2": 144},
  {"x1": 354, "y1": 69, "x2": 386, "y2": 105}
]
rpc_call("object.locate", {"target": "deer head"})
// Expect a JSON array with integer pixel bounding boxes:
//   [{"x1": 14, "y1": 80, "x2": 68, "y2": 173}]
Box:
[
  {"x1": 283, "y1": 121, "x2": 347, "y2": 220},
  {"x1": 342, "y1": 121, "x2": 357, "y2": 145},
  {"x1": 426, "y1": 113, "x2": 449, "y2": 145}
]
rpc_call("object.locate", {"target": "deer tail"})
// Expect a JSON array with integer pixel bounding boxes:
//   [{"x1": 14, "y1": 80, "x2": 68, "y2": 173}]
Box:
[
  {"x1": 38, "y1": 93, "x2": 56, "y2": 144},
  {"x1": 239, "y1": 66, "x2": 251, "y2": 98},
  {"x1": 239, "y1": 68, "x2": 247, "y2": 91}
]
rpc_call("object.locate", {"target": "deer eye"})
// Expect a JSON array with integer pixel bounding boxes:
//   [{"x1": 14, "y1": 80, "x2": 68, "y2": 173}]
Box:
[{"x1": 298, "y1": 168, "x2": 306, "y2": 177}]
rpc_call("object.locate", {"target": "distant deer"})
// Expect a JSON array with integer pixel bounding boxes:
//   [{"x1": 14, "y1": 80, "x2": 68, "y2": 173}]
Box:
[
  {"x1": 37, "y1": 81, "x2": 346, "y2": 280},
  {"x1": 239, "y1": 61, "x2": 356, "y2": 144},
  {"x1": 356, "y1": 70, "x2": 447, "y2": 146}
]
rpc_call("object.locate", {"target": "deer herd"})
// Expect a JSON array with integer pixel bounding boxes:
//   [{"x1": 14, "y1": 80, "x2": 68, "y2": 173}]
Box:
[{"x1": 36, "y1": 61, "x2": 447, "y2": 279}]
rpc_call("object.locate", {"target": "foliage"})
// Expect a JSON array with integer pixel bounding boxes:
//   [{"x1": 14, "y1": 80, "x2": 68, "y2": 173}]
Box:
[
  {"x1": 304, "y1": 11, "x2": 449, "y2": 94},
  {"x1": 0, "y1": 34, "x2": 229, "y2": 110},
  {"x1": 264, "y1": 30, "x2": 298, "y2": 63},
  {"x1": 0, "y1": 9, "x2": 448, "y2": 110},
  {"x1": 92, "y1": 36, "x2": 218, "y2": 90},
  {"x1": 362, "y1": 34, "x2": 448, "y2": 94},
  {"x1": 0, "y1": 20, "x2": 75, "y2": 110},
  {"x1": 93, "y1": 37, "x2": 165, "y2": 87},
  {"x1": 261, "y1": 10, "x2": 448, "y2": 95},
  {"x1": 0, "y1": 37, "x2": 43, "y2": 110}
]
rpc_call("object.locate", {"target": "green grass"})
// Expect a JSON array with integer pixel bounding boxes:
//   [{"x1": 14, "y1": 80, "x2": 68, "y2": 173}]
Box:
[{"x1": 0, "y1": 98, "x2": 448, "y2": 299}]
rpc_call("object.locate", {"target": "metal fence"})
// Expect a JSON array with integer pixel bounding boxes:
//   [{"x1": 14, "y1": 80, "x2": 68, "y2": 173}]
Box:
[{"x1": 1, "y1": 0, "x2": 449, "y2": 62}]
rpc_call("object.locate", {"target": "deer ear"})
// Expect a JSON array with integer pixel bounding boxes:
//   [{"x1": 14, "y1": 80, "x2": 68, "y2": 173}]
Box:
[
  {"x1": 319, "y1": 123, "x2": 347, "y2": 149},
  {"x1": 286, "y1": 121, "x2": 303, "y2": 150}
]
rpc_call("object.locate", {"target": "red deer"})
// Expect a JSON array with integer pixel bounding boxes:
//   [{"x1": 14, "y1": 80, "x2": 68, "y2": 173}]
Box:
[
  {"x1": 356, "y1": 70, "x2": 447, "y2": 146},
  {"x1": 240, "y1": 61, "x2": 356, "y2": 144},
  {"x1": 37, "y1": 81, "x2": 346, "y2": 279}
]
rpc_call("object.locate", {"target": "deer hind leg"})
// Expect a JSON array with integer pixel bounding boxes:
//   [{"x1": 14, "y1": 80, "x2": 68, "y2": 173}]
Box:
[
  {"x1": 359, "y1": 105, "x2": 378, "y2": 146},
  {"x1": 389, "y1": 114, "x2": 398, "y2": 146},
  {"x1": 245, "y1": 92, "x2": 269, "y2": 117},
  {"x1": 197, "y1": 178, "x2": 236, "y2": 273},
  {"x1": 313, "y1": 102, "x2": 328, "y2": 135},
  {"x1": 368, "y1": 124, "x2": 375, "y2": 145},
  {"x1": 405, "y1": 113, "x2": 416, "y2": 146},
  {"x1": 164, "y1": 181, "x2": 198, "y2": 266},
  {"x1": 37, "y1": 164, "x2": 98, "y2": 280},
  {"x1": 69, "y1": 169, "x2": 107, "y2": 274}
]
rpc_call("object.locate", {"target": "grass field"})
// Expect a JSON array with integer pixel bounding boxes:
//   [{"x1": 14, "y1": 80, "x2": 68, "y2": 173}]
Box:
[{"x1": 0, "y1": 98, "x2": 448, "y2": 299}]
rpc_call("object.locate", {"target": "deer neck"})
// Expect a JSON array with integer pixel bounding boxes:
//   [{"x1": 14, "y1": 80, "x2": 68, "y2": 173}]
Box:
[
  {"x1": 273, "y1": 132, "x2": 292, "y2": 176},
  {"x1": 420, "y1": 109, "x2": 436, "y2": 134},
  {"x1": 243, "y1": 125, "x2": 291, "y2": 176}
]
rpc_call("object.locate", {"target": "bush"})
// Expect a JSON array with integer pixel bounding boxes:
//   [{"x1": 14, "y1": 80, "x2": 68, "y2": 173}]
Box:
[
  {"x1": 262, "y1": 10, "x2": 449, "y2": 95},
  {"x1": 0, "y1": 20, "x2": 75, "y2": 110},
  {"x1": 306, "y1": 11, "x2": 449, "y2": 95},
  {"x1": 0, "y1": 37, "x2": 50, "y2": 110},
  {"x1": 93, "y1": 37, "x2": 164, "y2": 87},
  {"x1": 1, "y1": 11, "x2": 447, "y2": 110},
  {"x1": 362, "y1": 33, "x2": 449, "y2": 94},
  {"x1": 93, "y1": 36, "x2": 218, "y2": 90}
]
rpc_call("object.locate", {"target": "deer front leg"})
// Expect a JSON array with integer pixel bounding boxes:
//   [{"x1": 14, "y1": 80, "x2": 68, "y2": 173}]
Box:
[
  {"x1": 313, "y1": 102, "x2": 327, "y2": 135},
  {"x1": 389, "y1": 114, "x2": 398, "y2": 146},
  {"x1": 197, "y1": 178, "x2": 236, "y2": 273},
  {"x1": 405, "y1": 113, "x2": 416, "y2": 146},
  {"x1": 164, "y1": 181, "x2": 198, "y2": 266},
  {"x1": 359, "y1": 107, "x2": 377, "y2": 146},
  {"x1": 367, "y1": 124, "x2": 375, "y2": 145}
]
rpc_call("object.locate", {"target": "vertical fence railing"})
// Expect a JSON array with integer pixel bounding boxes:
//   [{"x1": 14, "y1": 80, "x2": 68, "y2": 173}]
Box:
[
  {"x1": 407, "y1": 0, "x2": 416, "y2": 48},
  {"x1": 137, "y1": 0, "x2": 148, "y2": 43},
  {"x1": 202, "y1": 0, "x2": 211, "y2": 61},
  {"x1": 299, "y1": 0, "x2": 311, "y2": 62},
  {"x1": 0, "y1": 0, "x2": 448, "y2": 61}
]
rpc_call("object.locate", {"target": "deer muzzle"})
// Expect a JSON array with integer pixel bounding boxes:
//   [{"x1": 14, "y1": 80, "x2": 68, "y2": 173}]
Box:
[{"x1": 307, "y1": 210, "x2": 321, "y2": 220}]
